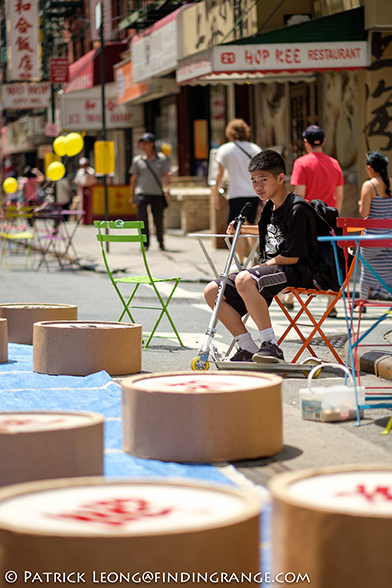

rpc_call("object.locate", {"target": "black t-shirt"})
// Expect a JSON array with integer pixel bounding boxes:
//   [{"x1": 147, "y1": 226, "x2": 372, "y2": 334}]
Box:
[{"x1": 258, "y1": 192, "x2": 318, "y2": 287}]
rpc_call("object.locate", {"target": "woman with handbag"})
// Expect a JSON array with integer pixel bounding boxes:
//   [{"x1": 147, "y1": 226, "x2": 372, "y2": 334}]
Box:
[
  {"x1": 212, "y1": 119, "x2": 262, "y2": 263},
  {"x1": 129, "y1": 133, "x2": 170, "y2": 251}
]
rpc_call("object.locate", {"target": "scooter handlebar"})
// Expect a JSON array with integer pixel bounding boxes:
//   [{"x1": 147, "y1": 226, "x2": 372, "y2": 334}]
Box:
[{"x1": 232, "y1": 201, "x2": 252, "y2": 229}]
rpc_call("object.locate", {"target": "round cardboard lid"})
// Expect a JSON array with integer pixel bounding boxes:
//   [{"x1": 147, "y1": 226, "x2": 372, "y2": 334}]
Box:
[
  {"x1": 0, "y1": 412, "x2": 102, "y2": 434},
  {"x1": 0, "y1": 479, "x2": 261, "y2": 536},
  {"x1": 124, "y1": 371, "x2": 280, "y2": 394},
  {"x1": 271, "y1": 466, "x2": 392, "y2": 517},
  {"x1": 36, "y1": 321, "x2": 140, "y2": 329},
  {"x1": 0, "y1": 303, "x2": 76, "y2": 309}
]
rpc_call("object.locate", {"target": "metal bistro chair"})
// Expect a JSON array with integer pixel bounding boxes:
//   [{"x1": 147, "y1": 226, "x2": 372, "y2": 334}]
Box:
[
  {"x1": 95, "y1": 219, "x2": 184, "y2": 349},
  {"x1": 0, "y1": 204, "x2": 35, "y2": 270},
  {"x1": 336, "y1": 218, "x2": 392, "y2": 430}
]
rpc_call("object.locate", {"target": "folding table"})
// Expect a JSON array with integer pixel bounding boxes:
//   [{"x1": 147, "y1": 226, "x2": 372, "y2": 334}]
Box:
[
  {"x1": 188, "y1": 233, "x2": 259, "y2": 278},
  {"x1": 318, "y1": 233, "x2": 392, "y2": 426},
  {"x1": 34, "y1": 208, "x2": 85, "y2": 271}
]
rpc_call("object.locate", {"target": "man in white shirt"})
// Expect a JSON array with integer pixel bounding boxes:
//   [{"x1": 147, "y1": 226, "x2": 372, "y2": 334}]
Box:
[{"x1": 212, "y1": 119, "x2": 261, "y2": 262}]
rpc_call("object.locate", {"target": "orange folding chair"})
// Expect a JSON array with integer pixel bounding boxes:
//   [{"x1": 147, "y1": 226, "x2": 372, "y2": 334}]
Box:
[{"x1": 274, "y1": 237, "x2": 355, "y2": 364}]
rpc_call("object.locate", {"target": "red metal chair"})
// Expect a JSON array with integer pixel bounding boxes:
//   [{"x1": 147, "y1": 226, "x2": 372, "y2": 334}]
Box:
[{"x1": 274, "y1": 230, "x2": 355, "y2": 364}]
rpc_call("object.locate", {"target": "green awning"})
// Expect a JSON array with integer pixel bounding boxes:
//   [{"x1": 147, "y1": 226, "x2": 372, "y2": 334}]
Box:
[{"x1": 228, "y1": 6, "x2": 367, "y2": 45}]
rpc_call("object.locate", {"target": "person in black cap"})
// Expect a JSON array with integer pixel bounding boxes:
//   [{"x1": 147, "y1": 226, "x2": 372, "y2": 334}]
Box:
[
  {"x1": 280, "y1": 125, "x2": 345, "y2": 316},
  {"x1": 129, "y1": 133, "x2": 170, "y2": 251}
]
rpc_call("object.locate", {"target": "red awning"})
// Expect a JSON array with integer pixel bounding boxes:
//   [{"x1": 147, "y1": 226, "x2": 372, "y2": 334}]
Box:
[{"x1": 65, "y1": 43, "x2": 127, "y2": 93}]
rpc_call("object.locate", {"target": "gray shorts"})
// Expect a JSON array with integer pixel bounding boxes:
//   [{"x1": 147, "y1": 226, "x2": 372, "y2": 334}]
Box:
[{"x1": 218, "y1": 266, "x2": 288, "y2": 317}]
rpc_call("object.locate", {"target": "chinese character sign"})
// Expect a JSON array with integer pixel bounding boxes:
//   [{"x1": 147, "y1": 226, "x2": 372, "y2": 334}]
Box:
[{"x1": 7, "y1": 0, "x2": 41, "y2": 81}]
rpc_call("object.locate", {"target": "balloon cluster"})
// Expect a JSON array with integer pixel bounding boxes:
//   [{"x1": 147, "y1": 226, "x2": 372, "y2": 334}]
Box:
[
  {"x1": 46, "y1": 132, "x2": 84, "y2": 182},
  {"x1": 2, "y1": 132, "x2": 84, "y2": 195}
]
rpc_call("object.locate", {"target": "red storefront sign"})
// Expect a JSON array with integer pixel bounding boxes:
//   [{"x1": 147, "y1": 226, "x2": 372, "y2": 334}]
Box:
[{"x1": 49, "y1": 58, "x2": 69, "y2": 84}]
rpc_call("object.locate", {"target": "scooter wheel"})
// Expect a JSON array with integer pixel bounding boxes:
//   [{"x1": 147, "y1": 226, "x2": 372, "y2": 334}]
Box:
[
  {"x1": 301, "y1": 357, "x2": 322, "y2": 378},
  {"x1": 191, "y1": 357, "x2": 209, "y2": 371}
]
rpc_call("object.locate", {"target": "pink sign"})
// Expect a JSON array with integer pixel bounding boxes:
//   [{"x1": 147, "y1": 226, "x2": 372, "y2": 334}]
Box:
[
  {"x1": 7, "y1": 0, "x2": 41, "y2": 81},
  {"x1": 50, "y1": 58, "x2": 69, "y2": 84}
]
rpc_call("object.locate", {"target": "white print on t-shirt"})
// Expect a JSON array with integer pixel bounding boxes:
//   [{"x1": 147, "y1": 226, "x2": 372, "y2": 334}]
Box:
[{"x1": 265, "y1": 223, "x2": 284, "y2": 256}]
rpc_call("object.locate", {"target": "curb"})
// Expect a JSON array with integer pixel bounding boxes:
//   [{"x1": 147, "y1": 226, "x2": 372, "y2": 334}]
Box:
[{"x1": 349, "y1": 346, "x2": 392, "y2": 381}]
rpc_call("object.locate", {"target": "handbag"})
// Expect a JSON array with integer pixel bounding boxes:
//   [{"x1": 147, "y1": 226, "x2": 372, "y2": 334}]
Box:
[
  {"x1": 234, "y1": 142, "x2": 253, "y2": 159},
  {"x1": 144, "y1": 157, "x2": 168, "y2": 208}
]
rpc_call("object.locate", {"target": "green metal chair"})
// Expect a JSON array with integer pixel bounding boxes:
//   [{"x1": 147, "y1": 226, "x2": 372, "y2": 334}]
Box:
[{"x1": 95, "y1": 219, "x2": 184, "y2": 349}]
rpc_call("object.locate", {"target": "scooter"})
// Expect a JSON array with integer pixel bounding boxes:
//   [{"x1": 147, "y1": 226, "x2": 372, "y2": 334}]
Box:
[
  {"x1": 191, "y1": 201, "x2": 252, "y2": 371},
  {"x1": 190, "y1": 200, "x2": 325, "y2": 377}
]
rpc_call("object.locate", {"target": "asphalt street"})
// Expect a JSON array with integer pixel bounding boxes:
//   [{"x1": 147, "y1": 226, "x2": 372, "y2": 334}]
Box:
[{"x1": 1, "y1": 222, "x2": 392, "y2": 488}]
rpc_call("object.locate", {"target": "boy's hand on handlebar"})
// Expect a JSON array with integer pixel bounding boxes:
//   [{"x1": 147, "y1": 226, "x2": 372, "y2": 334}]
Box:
[{"x1": 226, "y1": 221, "x2": 236, "y2": 235}]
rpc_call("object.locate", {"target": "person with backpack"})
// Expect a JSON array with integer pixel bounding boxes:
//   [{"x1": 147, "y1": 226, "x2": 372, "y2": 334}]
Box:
[
  {"x1": 283, "y1": 125, "x2": 344, "y2": 316},
  {"x1": 212, "y1": 119, "x2": 261, "y2": 262},
  {"x1": 204, "y1": 150, "x2": 319, "y2": 363},
  {"x1": 129, "y1": 133, "x2": 170, "y2": 251}
]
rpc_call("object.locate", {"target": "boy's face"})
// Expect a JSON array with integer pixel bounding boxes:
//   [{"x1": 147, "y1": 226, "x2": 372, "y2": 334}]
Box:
[{"x1": 250, "y1": 169, "x2": 285, "y2": 201}]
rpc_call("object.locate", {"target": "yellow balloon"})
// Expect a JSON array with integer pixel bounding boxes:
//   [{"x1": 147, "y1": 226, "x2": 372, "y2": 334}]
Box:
[
  {"x1": 53, "y1": 136, "x2": 66, "y2": 157},
  {"x1": 3, "y1": 177, "x2": 18, "y2": 194},
  {"x1": 47, "y1": 162, "x2": 65, "y2": 182},
  {"x1": 64, "y1": 132, "x2": 84, "y2": 157}
]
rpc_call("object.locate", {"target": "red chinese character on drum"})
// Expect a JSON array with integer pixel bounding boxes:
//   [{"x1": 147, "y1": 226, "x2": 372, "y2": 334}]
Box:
[
  {"x1": 48, "y1": 498, "x2": 173, "y2": 527},
  {"x1": 336, "y1": 484, "x2": 392, "y2": 502},
  {"x1": 287, "y1": 471, "x2": 392, "y2": 515}
]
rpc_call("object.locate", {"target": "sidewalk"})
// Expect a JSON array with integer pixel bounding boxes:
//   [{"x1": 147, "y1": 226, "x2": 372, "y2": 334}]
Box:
[
  {"x1": 72, "y1": 224, "x2": 235, "y2": 282},
  {"x1": 71, "y1": 222, "x2": 392, "y2": 380}
]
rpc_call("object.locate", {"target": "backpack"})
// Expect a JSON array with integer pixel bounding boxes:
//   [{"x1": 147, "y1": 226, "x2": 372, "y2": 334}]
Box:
[
  {"x1": 259, "y1": 194, "x2": 348, "y2": 292},
  {"x1": 304, "y1": 199, "x2": 348, "y2": 292}
]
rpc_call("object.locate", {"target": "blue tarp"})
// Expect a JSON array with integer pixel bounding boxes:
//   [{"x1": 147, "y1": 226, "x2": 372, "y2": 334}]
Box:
[
  {"x1": 0, "y1": 344, "x2": 271, "y2": 572},
  {"x1": 0, "y1": 344, "x2": 231, "y2": 483}
]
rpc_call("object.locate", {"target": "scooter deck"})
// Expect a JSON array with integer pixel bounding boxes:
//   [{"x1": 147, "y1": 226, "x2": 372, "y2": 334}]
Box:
[{"x1": 216, "y1": 360, "x2": 320, "y2": 374}]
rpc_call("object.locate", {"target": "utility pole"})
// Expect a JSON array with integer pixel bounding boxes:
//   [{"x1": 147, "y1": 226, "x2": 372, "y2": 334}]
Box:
[{"x1": 97, "y1": 1, "x2": 109, "y2": 251}]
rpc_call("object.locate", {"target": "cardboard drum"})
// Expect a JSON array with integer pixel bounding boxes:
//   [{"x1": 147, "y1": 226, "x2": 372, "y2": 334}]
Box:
[
  {"x1": 0, "y1": 303, "x2": 77, "y2": 345},
  {"x1": 0, "y1": 318, "x2": 7, "y2": 364},
  {"x1": 122, "y1": 371, "x2": 283, "y2": 462},
  {"x1": 33, "y1": 320, "x2": 142, "y2": 376},
  {"x1": 269, "y1": 464, "x2": 392, "y2": 588},
  {"x1": 0, "y1": 477, "x2": 261, "y2": 586},
  {"x1": 0, "y1": 411, "x2": 104, "y2": 486}
]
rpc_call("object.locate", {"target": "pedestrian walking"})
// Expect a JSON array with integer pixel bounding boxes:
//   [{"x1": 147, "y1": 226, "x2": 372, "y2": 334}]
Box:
[
  {"x1": 73, "y1": 157, "x2": 97, "y2": 214},
  {"x1": 21, "y1": 165, "x2": 45, "y2": 206},
  {"x1": 129, "y1": 132, "x2": 170, "y2": 251},
  {"x1": 358, "y1": 151, "x2": 392, "y2": 302},
  {"x1": 204, "y1": 150, "x2": 318, "y2": 363},
  {"x1": 212, "y1": 119, "x2": 261, "y2": 263},
  {"x1": 283, "y1": 125, "x2": 344, "y2": 316}
]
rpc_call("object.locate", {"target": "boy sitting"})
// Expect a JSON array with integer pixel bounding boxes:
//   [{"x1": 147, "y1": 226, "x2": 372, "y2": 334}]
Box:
[{"x1": 204, "y1": 150, "x2": 318, "y2": 363}]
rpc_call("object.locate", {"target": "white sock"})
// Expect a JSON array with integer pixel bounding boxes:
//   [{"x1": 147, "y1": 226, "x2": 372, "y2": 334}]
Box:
[
  {"x1": 235, "y1": 332, "x2": 259, "y2": 353},
  {"x1": 259, "y1": 327, "x2": 277, "y2": 345}
]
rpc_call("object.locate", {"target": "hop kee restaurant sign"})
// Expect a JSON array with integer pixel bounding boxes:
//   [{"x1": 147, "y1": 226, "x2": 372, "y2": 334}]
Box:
[
  {"x1": 6, "y1": 0, "x2": 41, "y2": 81},
  {"x1": 177, "y1": 41, "x2": 369, "y2": 83}
]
